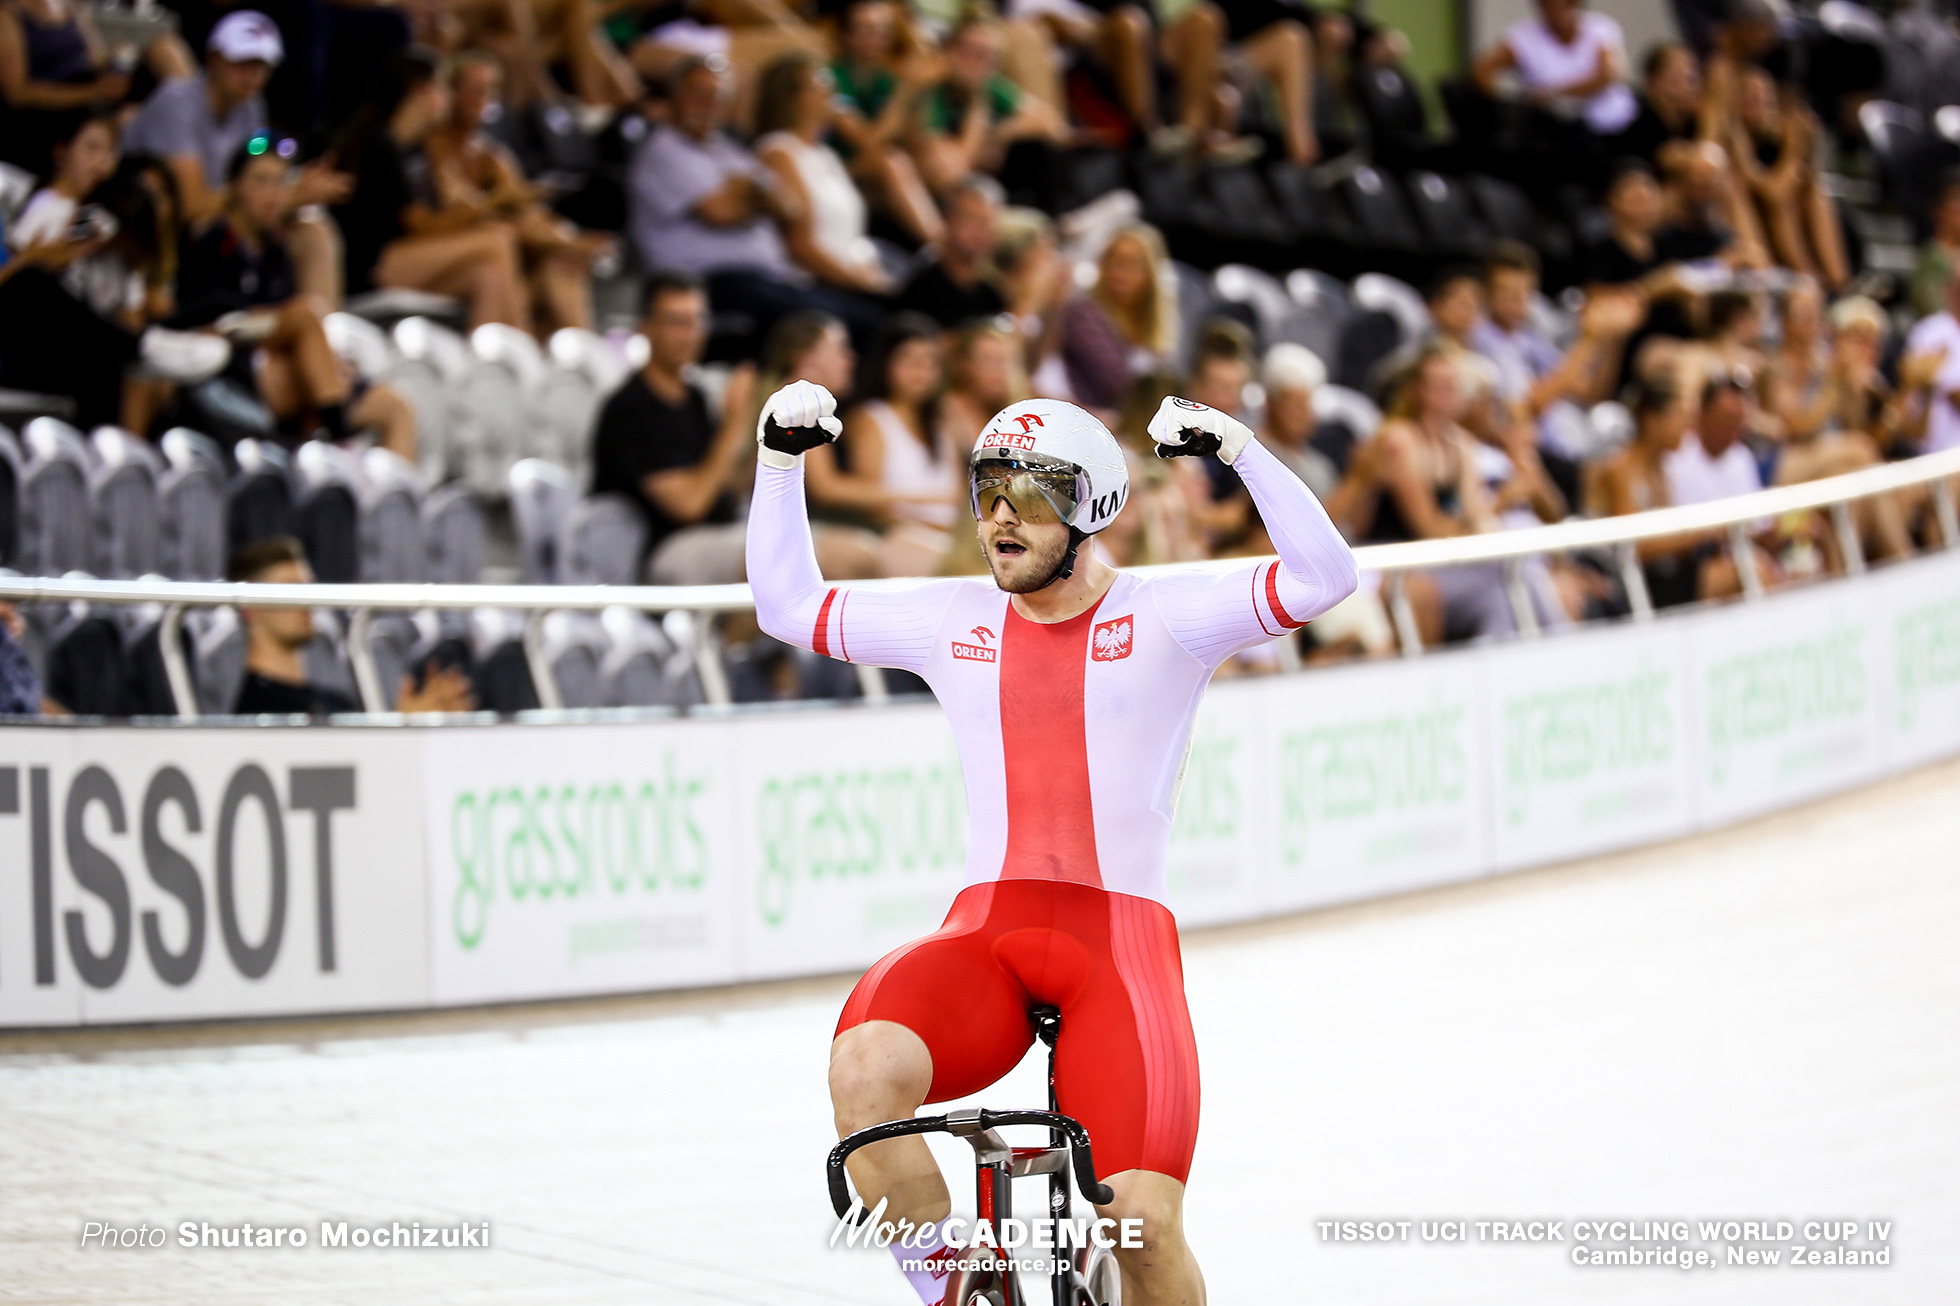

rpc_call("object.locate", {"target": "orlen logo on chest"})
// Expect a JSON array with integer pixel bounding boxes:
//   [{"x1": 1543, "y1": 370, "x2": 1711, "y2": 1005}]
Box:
[
  {"x1": 951, "y1": 624, "x2": 997, "y2": 663},
  {"x1": 1091, "y1": 616, "x2": 1134, "y2": 662}
]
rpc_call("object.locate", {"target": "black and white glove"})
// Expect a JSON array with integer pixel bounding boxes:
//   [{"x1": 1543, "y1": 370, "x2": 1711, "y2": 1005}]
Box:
[
  {"x1": 1147, "y1": 396, "x2": 1254, "y2": 465},
  {"x1": 756, "y1": 380, "x2": 842, "y2": 470}
]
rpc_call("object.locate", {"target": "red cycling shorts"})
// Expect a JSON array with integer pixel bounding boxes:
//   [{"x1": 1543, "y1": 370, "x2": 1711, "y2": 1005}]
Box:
[{"x1": 837, "y1": 878, "x2": 1200, "y2": 1184}]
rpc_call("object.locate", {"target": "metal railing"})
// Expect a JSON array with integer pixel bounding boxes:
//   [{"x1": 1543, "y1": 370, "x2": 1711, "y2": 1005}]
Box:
[{"x1": 3, "y1": 446, "x2": 1957, "y2": 719}]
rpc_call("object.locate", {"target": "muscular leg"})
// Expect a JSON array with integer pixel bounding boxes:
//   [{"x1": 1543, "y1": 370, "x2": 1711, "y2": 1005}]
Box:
[
  {"x1": 1098, "y1": 1170, "x2": 1206, "y2": 1306},
  {"x1": 1241, "y1": 19, "x2": 1317, "y2": 165},
  {"x1": 828, "y1": 1021, "x2": 949, "y2": 1227}
]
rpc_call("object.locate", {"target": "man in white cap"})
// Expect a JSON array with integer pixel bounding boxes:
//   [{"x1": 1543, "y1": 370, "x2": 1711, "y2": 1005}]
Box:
[{"x1": 122, "y1": 11, "x2": 349, "y2": 299}]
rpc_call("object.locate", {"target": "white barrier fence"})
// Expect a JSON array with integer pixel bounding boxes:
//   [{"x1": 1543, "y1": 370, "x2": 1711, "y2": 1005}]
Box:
[{"x1": 6, "y1": 547, "x2": 1960, "y2": 1028}]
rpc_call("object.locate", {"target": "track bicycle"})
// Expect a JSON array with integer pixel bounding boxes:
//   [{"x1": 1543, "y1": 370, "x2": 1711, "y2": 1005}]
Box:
[{"x1": 827, "y1": 1006, "x2": 1123, "y2": 1305}]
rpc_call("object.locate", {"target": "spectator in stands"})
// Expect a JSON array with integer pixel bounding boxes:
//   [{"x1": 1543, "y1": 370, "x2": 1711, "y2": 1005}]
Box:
[
  {"x1": 1057, "y1": 221, "x2": 1174, "y2": 418},
  {"x1": 995, "y1": 204, "x2": 1069, "y2": 381},
  {"x1": 1334, "y1": 345, "x2": 1548, "y2": 642},
  {"x1": 1421, "y1": 264, "x2": 1569, "y2": 535},
  {"x1": 177, "y1": 135, "x2": 417, "y2": 457},
  {"x1": 1594, "y1": 378, "x2": 1722, "y2": 607},
  {"x1": 454, "y1": 0, "x2": 640, "y2": 112},
  {"x1": 825, "y1": 0, "x2": 942, "y2": 246},
  {"x1": 808, "y1": 311, "x2": 959, "y2": 577},
  {"x1": 590, "y1": 272, "x2": 758, "y2": 583},
  {"x1": 0, "y1": 603, "x2": 43, "y2": 715},
  {"x1": 1471, "y1": 0, "x2": 1638, "y2": 140},
  {"x1": 0, "y1": 187, "x2": 226, "y2": 430},
  {"x1": 938, "y1": 314, "x2": 1027, "y2": 449},
  {"x1": 1761, "y1": 281, "x2": 1912, "y2": 561},
  {"x1": 1182, "y1": 319, "x2": 1276, "y2": 556},
  {"x1": 6, "y1": 114, "x2": 231, "y2": 428},
  {"x1": 122, "y1": 12, "x2": 349, "y2": 305},
  {"x1": 1701, "y1": 289, "x2": 1767, "y2": 388},
  {"x1": 0, "y1": 0, "x2": 192, "y2": 174},
  {"x1": 893, "y1": 174, "x2": 1005, "y2": 328},
  {"x1": 754, "y1": 54, "x2": 894, "y2": 297},
  {"x1": 1662, "y1": 370, "x2": 1791, "y2": 592},
  {"x1": 1582, "y1": 158, "x2": 1732, "y2": 347},
  {"x1": 1911, "y1": 173, "x2": 1960, "y2": 322},
  {"x1": 1827, "y1": 296, "x2": 1919, "y2": 459},
  {"x1": 1256, "y1": 343, "x2": 1339, "y2": 499},
  {"x1": 1473, "y1": 240, "x2": 1638, "y2": 473},
  {"x1": 1614, "y1": 42, "x2": 1709, "y2": 176},
  {"x1": 620, "y1": 0, "x2": 823, "y2": 133},
  {"x1": 228, "y1": 535, "x2": 475, "y2": 714},
  {"x1": 1727, "y1": 64, "x2": 1846, "y2": 289},
  {"x1": 910, "y1": 13, "x2": 1066, "y2": 197},
  {"x1": 630, "y1": 55, "x2": 882, "y2": 353},
  {"x1": 1761, "y1": 278, "x2": 1834, "y2": 445},
  {"x1": 1211, "y1": 0, "x2": 1320, "y2": 166},
  {"x1": 1903, "y1": 263, "x2": 1960, "y2": 458},
  {"x1": 9, "y1": 112, "x2": 136, "y2": 323},
  {"x1": 759, "y1": 307, "x2": 856, "y2": 401},
  {"x1": 332, "y1": 47, "x2": 532, "y2": 332},
  {"x1": 424, "y1": 50, "x2": 611, "y2": 334}
]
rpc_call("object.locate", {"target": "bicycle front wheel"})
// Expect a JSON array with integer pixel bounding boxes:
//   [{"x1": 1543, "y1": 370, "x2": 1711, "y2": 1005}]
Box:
[{"x1": 1074, "y1": 1244, "x2": 1121, "y2": 1306}]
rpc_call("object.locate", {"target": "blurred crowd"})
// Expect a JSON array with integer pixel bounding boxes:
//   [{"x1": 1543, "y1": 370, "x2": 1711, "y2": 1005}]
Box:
[{"x1": 4, "y1": 0, "x2": 1960, "y2": 710}]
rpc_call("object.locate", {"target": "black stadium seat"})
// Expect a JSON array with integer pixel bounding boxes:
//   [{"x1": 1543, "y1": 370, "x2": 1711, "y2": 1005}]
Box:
[
  {"x1": 227, "y1": 441, "x2": 295, "y2": 551},
  {"x1": 1356, "y1": 64, "x2": 1432, "y2": 168},
  {"x1": 1338, "y1": 167, "x2": 1426, "y2": 280},
  {"x1": 0, "y1": 426, "x2": 19, "y2": 569},
  {"x1": 1860, "y1": 100, "x2": 1939, "y2": 232},
  {"x1": 1404, "y1": 171, "x2": 1490, "y2": 260}
]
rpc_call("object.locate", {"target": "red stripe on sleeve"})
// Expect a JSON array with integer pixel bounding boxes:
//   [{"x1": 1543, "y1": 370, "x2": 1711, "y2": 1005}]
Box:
[
  {"x1": 837, "y1": 590, "x2": 851, "y2": 662},
  {"x1": 813, "y1": 587, "x2": 839, "y2": 657},
  {"x1": 1263, "y1": 561, "x2": 1305, "y2": 630}
]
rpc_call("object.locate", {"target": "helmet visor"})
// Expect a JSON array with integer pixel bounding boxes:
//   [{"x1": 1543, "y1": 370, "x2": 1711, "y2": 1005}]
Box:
[{"x1": 970, "y1": 457, "x2": 1080, "y2": 525}]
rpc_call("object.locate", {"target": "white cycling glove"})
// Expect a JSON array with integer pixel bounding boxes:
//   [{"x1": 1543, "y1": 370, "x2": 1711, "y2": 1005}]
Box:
[
  {"x1": 756, "y1": 379, "x2": 843, "y2": 470},
  {"x1": 1147, "y1": 396, "x2": 1255, "y2": 465}
]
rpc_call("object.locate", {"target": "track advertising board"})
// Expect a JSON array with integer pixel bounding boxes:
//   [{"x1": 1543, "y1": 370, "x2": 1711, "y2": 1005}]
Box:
[{"x1": 6, "y1": 549, "x2": 1960, "y2": 1026}]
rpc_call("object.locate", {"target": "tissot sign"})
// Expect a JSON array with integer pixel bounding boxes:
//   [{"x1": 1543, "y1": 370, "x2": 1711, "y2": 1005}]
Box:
[{"x1": 0, "y1": 729, "x2": 426, "y2": 1025}]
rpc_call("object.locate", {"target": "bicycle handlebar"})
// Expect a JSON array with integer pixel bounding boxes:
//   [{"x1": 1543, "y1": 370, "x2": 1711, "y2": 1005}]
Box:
[{"x1": 827, "y1": 1108, "x2": 1116, "y2": 1220}]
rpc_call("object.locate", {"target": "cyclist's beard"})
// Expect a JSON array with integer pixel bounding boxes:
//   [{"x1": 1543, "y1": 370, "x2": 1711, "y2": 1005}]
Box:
[{"x1": 983, "y1": 523, "x2": 1073, "y2": 593}]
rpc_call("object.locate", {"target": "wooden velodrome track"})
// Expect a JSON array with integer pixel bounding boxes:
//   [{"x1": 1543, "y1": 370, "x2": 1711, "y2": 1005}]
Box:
[{"x1": 4, "y1": 755, "x2": 1957, "y2": 1304}]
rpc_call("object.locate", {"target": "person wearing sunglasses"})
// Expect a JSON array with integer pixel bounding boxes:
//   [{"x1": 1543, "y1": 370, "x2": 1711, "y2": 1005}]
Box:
[{"x1": 746, "y1": 381, "x2": 1356, "y2": 1306}]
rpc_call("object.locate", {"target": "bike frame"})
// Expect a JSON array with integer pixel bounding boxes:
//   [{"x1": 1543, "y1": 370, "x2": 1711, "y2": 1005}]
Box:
[{"x1": 826, "y1": 1006, "x2": 1115, "y2": 1306}]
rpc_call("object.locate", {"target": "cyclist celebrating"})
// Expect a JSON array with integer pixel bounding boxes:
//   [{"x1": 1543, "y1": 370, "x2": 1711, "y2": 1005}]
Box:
[{"x1": 748, "y1": 383, "x2": 1357, "y2": 1305}]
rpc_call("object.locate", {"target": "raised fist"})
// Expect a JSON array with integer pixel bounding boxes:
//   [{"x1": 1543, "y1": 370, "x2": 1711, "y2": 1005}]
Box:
[
  {"x1": 757, "y1": 380, "x2": 842, "y2": 464},
  {"x1": 1147, "y1": 396, "x2": 1253, "y2": 464}
]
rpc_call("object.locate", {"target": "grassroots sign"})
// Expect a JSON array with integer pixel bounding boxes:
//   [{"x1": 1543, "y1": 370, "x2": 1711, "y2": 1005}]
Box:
[
  {"x1": 422, "y1": 720, "x2": 737, "y2": 1004},
  {"x1": 6, "y1": 551, "x2": 1960, "y2": 1026}
]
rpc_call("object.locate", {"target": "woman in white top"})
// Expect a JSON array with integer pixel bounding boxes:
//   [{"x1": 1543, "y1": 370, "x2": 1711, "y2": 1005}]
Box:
[
  {"x1": 753, "y1": 53, "x2": 892, "y2": 297},
  {"x1": 1473, "y1": 0, "x2": 1637, "y2": 137},
  {"x1": 806, "y1": 313, "x2": 958, "y2": 577},
  {"x1": 8, "y1": 112, "x2": 142, "y2": 325}
]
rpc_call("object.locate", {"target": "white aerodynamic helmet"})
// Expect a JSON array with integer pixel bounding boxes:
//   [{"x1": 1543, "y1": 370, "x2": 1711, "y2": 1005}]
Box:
[{"x1": 969, "y1": 398, "x2": 1130, "y2": 536}]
